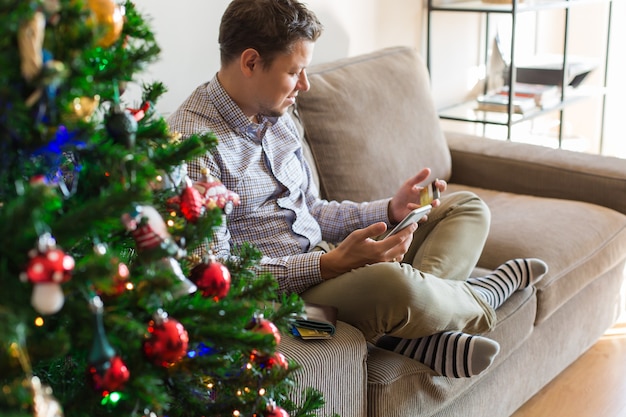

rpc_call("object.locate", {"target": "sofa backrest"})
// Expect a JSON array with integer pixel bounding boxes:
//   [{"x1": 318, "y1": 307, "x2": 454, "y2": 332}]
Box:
[{"x1": 294, "y1": 46, "x2": 451, "y2": 202}]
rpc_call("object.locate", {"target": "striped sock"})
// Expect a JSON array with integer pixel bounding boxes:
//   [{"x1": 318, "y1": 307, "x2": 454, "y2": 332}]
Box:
[
  {"x1": 467, "y1": 258, "x2": 548, "y2": 310},
  {"x1": 376, "y1": 331, "x2": 500, "y2": 378}
]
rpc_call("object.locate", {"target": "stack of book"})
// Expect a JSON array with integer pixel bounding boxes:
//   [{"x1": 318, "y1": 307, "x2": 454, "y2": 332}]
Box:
[{"x1": 475, "y1": 82, "x2": 561, "y2": 114}]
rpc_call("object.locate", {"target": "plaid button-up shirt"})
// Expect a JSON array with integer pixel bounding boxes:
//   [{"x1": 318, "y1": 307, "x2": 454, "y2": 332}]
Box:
[{"x1": 167, "y1": 76, "x2": 390, "y2": 295}]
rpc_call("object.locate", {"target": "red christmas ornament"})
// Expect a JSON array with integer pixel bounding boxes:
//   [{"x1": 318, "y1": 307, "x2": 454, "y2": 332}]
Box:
[
  {"x1": 192, "y1": 169, "x2": 240, "y2": 215},
  {"x1": 23, "y1": 245, "x2": 74, "y2": 284},
  {"x1": 249, "y1": 315, "x2": 281, "y2": 347},
  {"x1": 250, "y1": 350, "x2": 289, "y2": 370},
  {"x1": 143, "y1": 310, "x2": 189, "y2": 367},
  {"x1": 127, "y1": 101, "x2": 151, "y2": 122},
  {"x1": 265, "y1": 401, "x2": 290, "y2": 417},
  {"x1": 190, "y1": 257, "x2": 231, "y2": 300},
  {"x1": 122, "y1": 205, "x2": 170, "y2": 251},
  {"x1": 20, "y1": 233, "x2": 75, "y2": 315},
  {"x1": 88, "y1": 355, "x2": 130, "y2": 392},
  {"x1": 179, "y1": 178, "x2": 205, "y2": 222},
  {"x1": 87, "y1": 296, "x2": 130, "y2": 393},
  {"x1": 166, "y1": 177, "x2": 206, "y2": 223}
]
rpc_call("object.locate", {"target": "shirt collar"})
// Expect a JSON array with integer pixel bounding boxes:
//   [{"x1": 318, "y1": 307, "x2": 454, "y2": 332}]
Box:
[{"x1": 207, "y1": 75, "x2": 278, "y2": 143}]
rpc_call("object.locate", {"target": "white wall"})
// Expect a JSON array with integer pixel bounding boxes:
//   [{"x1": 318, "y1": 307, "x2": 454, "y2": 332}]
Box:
[
  {"x1": 130, "y1": 0, "x2": 624, "y2": 157},
  {"x1": 130, "y1": 0, "x2": 421, "y2": 116}
]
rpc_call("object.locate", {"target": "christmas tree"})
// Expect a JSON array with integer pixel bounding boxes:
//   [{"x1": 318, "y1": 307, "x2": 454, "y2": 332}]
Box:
[{"x1": 0, "y1": 1, "x2": 328, "y2": 416}]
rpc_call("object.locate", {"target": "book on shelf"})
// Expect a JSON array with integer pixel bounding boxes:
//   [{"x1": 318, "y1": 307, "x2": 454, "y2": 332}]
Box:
[
  {"x1": 497, "y1": 82, "x2": 561, "y2": 109},
  {"x1": 475, "y1": 92, "x2": 537, "y2": 114}
]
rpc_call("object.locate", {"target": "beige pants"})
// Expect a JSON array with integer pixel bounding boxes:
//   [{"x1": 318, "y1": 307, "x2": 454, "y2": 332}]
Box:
[{"x1": 301, "y1": 191, "x2": 496, "y2": 341}]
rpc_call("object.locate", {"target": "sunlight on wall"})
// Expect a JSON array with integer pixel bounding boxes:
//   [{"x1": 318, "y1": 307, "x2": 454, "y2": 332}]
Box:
[
  {"x1": 129, "y1": 0, "x2": 417, "y2": 115},
  {"x1": 127, "y1": 0, "x2": 623, "y2": 157}
]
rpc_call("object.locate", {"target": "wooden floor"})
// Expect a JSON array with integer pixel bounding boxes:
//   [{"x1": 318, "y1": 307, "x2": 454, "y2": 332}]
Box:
[{"x1": 511, "y1": 317, "x2": 626, "y2": 417}]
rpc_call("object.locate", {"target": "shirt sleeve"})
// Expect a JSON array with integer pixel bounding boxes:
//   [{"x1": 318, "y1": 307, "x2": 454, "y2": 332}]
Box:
[
  {"x1": 258, "y1": 251, "x2": 325, "y2": 295},
  {"x1": 310, "y1": 196, "x2": 392, "y2": 243},
  {"x1": 187, "y1": 150, "x2": 326, "y2": 296}
]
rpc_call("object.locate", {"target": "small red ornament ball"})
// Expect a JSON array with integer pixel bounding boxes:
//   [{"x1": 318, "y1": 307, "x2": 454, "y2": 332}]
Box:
[
  {"x1": 190, "y1": 260, "x2": 231, "y2": 300},
  {"x1": 89, "y1": 355, "x2": 130, "y2": 392},
  {"x1": 251, "y1": 350, "x2": 289, "y2": 370},
  {"x1": 250, "y1": 316, "x2": 281, "y2": 347},
  {"x1": 265, "y1": 404, "x2": 290, "y2": 417},
  {"x1": 143, "y1": 316, "x2": 189, "y2": 367}
]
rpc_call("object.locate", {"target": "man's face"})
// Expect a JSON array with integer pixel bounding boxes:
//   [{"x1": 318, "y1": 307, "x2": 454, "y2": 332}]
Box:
[{"x1": 252, "y1": 40, "x2": 314, "y2": 118}]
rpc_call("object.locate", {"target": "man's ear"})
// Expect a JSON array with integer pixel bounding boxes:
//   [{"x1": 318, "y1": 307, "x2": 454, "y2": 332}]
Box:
[{"x1": 240, "y1": 48, "x2": 261, "y2": 77}]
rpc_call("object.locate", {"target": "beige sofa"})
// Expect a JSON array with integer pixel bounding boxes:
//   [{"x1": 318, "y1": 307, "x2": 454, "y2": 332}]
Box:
[{"x1": 279, "y1": 46, "x2": 626, "y2": 417}]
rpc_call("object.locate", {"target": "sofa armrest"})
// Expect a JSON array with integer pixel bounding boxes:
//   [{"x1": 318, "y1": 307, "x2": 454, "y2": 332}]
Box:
[
  {"x1": 446, "y1": 131, "x2": 626, "y2": 215},
  {"x1": 280, "y1": 321, "x2": 368, "y2": 417}
]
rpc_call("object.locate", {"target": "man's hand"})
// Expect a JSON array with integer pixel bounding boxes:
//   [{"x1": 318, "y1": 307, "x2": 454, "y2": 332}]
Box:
[
  {"x1": 388, "y1": 168, "x2": 447, "y2": 224},
  {"x1": 319, "y1": 221, "x2": 417, "y2": 280}
]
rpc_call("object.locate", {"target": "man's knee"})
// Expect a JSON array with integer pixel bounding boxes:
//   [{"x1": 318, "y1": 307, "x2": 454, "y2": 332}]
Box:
[{"x1": 444, "y1": 191, "x2": 491, "y2": 226}]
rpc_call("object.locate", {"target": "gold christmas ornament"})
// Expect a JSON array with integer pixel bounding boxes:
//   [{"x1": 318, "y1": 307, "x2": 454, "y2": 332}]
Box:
[
  {"x1": 87, "y1": 0, "x2": 125, "y2": 47},
  {"x1": 69, "y1": 95, "x2": 101, "y2": 121}
]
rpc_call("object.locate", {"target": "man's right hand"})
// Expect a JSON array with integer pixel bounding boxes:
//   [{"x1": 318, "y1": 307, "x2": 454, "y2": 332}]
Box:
[{"x1": 319, "y1": 221, "x2": 417, "y2": 280}]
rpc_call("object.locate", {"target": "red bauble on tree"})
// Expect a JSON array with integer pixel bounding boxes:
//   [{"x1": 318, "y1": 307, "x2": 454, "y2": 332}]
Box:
[
  {"x1": 89, "y1": 355, "x2": 130, "y2": 393},
  {"x1": 250, "y1": 350, "x2": 289, "y2": 371},
  {"x1": 248, "y1": 314, "x2": 281, "y2": 348},
  {"x1": 166, "y1": 176, "x2": 206, "y2": 223},
  {"x1": 189, "y1": 255, "x2": 231, "y2": 300},
  {"x1": 179, "y1": 177, "x2": 205, "y2": 223},
  {"x1": 180, "y1": 181, "x2": 204, "y2": 222},
  {"x1": 143, "y1": 310, "x2": 189, "y2": 367},
  {"x1": 87, "y1": 296, "x2": 130, "y2": 393},
  {"x1": 265, "y1": 400, "x2": 290, "y2": 417}
]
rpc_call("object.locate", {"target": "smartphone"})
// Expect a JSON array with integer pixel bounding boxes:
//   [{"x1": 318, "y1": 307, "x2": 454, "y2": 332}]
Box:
[
  {"x1": 420, "y1": 180, "x2": 441, "y2": 206},
  {"x1": 385, "y1": 204, "x2": 432, "y2": 238}
]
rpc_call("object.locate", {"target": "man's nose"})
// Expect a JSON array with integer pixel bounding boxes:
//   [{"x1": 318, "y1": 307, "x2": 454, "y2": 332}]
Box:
[{"x1": 297, "y1": 69, "x2": 310, "y2": 92}]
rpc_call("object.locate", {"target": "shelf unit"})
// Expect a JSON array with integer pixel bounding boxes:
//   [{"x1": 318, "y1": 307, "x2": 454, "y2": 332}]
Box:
[{"x1": 426, "y1": 0, "x2": 613, "y2": 149}]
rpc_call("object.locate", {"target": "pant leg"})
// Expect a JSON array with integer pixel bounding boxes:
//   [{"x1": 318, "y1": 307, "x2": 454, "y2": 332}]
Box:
[
  {"x1": 300, "y1": 262, "x2": 496, "y2": 341},
  {"x1": 403, "y1": 191, "x2": 490, "y2": 281}
]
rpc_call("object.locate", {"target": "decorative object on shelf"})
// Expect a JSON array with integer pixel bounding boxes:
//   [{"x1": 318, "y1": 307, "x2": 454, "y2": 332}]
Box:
[
  {"x1": 497, "y1": 82, "x2": 561, "y2": 108},
  {"x1": 475, "y1": 93, "x2": 537, "y2": 114},
  {"x1": 426, "y1": 0, "x2": 611, "y2": 146},
  {"x1": 514, "y1": 56, "x2": 598, "y2": 87}
]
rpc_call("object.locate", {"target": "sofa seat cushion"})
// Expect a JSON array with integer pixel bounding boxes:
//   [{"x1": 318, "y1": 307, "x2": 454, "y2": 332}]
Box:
[
  {"x1": 280, "y1": 321, "x2": 368, "y2": 417},
  {"x1": 448, "y1": 184, "x2": 626, "y2": 324},
  {"x1": 296, "y1": 46, "x2": 451, "y2": 202},
  {"x1": 366, "y1": 287, "x2": 536, "y2": 417}
]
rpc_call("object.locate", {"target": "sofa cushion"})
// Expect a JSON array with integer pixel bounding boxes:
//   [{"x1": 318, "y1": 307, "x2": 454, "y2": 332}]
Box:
[
  {"x1": 296, "y1": 46, "x2": 451, "y2": 202},
  {"x1": 448, "y1": 184, "x2": 626, "y2": 324}
]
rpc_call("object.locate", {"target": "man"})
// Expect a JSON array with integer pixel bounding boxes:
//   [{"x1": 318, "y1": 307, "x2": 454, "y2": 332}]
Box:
[{"x1": 167, "y1": 0, "x2": 547, "y2": 378}]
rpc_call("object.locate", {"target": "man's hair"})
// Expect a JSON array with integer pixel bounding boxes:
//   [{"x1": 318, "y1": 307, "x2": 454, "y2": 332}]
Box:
[{"x1": 219, "y1": 0, "x2": 323, "y2": 68}]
